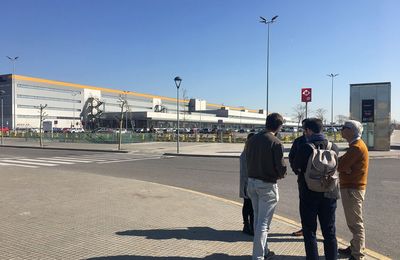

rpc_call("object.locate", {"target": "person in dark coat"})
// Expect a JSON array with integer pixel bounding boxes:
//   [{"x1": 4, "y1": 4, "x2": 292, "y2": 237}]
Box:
[{"x1": 293, "y1": 118, "x2": 340, "y2": 260}]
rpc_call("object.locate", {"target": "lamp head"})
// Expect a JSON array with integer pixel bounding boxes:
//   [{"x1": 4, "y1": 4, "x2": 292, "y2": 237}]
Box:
[{"x1": 174, "y1": 76, "x2": 182, "y2": 89}]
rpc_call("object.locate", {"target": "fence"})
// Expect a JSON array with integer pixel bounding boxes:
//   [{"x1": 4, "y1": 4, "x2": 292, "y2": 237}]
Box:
[{"x1": 3, "y1": 130, "x2": 345, "y2": 144}]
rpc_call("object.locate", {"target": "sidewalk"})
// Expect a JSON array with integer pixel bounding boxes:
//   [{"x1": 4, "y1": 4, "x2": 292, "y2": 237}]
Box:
[
  {"x1": 0, "y1": 166, "x2": 386, "y2": 259},
  {"x1": 1, "y1": 140, "x2": 394, "y2": 259}
]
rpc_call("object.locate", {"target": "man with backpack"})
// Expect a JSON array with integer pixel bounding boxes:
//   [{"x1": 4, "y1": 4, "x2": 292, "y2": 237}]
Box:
[{"x1": 293, "y1": 118, "x2": 340, "y2": 260}]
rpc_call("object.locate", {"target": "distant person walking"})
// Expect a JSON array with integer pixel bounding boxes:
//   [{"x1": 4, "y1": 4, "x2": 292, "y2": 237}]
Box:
[
  {"x1": 293, "y1": 118, "x2": 339, "y2": 260},
  {"x1": 338, "y1": 120, "x2": 369, "y2": 260},
  {"x1": 288, "y1": 119, "x2": 309, "y2": 237},
  {"x1": 246, "y1": 113, "x2": 287, "y2": 260},
  {"x1": 239, "y1": 133, "x2": 255, "y2": 235}
]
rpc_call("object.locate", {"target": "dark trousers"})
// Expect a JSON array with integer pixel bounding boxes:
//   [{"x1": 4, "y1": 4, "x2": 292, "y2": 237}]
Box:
[
  {"x1": 242, "y1": 198, "x2": 254, "y2": 226},
  {"x1": 300, "y1": 185, "x2": 337, "y2": 260}
]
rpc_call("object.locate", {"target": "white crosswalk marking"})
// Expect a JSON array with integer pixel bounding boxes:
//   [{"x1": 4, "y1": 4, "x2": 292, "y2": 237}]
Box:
[
  {"x1": 0, "y1": 162, "x2": 38, "y2": 168},
  {"x1": 1, "y1": 159, "x2": 58, "y2": 167},
  {"x1": 0, "y1": 154, "x2": 166, "y2": 169},
  {"x1": 21, "y1": 158, "x2": 75, "y2": 165}
]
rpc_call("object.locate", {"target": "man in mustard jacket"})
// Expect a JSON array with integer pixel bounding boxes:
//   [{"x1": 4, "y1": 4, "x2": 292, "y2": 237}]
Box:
[{"x1": 338, "y1": 120, "x2": 369, "y2": 260}]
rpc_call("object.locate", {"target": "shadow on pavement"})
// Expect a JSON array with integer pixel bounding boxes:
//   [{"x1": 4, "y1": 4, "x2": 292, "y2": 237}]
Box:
[
  {"x1": 116, "y1": 227, "x2": 252, "y2": 242},
  {"x1": 390, "y1": 145, "x2": 400, "y2": 150},
  {"x1": 86, "y1": 254, "x2": 305, "y2": 259},
  {"x1": 116, "y1": 227, "x2": 305, "y2": 243}
]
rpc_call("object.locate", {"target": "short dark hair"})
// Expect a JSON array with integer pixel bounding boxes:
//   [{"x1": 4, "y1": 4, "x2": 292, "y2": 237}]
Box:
[
  {"x1": 247, "y1": 133, "x2": 255, "y2": 140},
  {"x1": 303, "y1": 118, "x2": 323, "y2": 133},
  {"x1": 265, "y1": 113, "x2": 284, "y2": 132}
]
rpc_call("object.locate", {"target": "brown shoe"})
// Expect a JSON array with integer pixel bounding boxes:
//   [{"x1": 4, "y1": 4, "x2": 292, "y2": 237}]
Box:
[
  {"x1": 338, "y1": 246, "x2": 352, "y2": 256},
  {"x1": 291, "y1": 229, "x2": 303, "y2": 237}
]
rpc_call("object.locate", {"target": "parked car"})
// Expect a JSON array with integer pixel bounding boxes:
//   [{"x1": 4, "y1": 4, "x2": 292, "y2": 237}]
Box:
[
  {"x1": 68, "y1": 127, "x2": 85, "y2": 133},
  {"x1": 94, "y1": 127, "x2": 114, "y2": 133},
  {"x1": 0, "y1": 127, "x2": 9, "y2": 134}
]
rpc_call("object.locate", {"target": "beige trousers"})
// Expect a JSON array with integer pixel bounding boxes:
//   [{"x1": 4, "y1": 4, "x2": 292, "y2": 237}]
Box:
[{"x1": 340, "y1": 188, "x2": 366, "y2": 260}]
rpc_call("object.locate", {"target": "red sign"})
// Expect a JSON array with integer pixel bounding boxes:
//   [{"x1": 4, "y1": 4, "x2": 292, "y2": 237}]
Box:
[{"x1": 301, "y1": 88, "x2": 312, "y2": 102}]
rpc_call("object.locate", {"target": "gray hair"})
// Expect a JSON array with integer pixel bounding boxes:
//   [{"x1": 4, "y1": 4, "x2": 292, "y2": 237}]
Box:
[{"x1": 344, "y1": 120, "x2": 363, "y2": 138}]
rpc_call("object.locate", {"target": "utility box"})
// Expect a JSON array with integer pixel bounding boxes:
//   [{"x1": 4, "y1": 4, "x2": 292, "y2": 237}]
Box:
[{"x1": 350, "y1": 82, "x2": 391, "y2": 151}]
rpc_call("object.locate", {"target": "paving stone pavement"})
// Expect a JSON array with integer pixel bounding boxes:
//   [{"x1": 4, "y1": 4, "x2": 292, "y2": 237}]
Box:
[{"x1": 0, "y1": 167, "x2": 383, "y2": 259}]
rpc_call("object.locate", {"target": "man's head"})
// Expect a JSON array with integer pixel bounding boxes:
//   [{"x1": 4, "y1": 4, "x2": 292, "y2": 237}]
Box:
[
  {"x1": 265, "y1": 113, "x2": 284, "y2": 133},
  {"x1": 303, "y1": 118, "x2": 323, "y2": 136},
  {"x1": 341, "y1": 120, "x2": 363, "y2": 142}
]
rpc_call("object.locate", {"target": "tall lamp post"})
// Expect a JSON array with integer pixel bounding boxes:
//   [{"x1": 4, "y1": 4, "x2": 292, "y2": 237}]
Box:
[
  {"x1": 174, "y1": 76, "x2": 182, "y2": 154},
  {"x1": 327, "y1": 73, "x2": 339, "y2": 125},
  {"x1": 260, "y1": 15, "x2": 278, "y2": 116},
  {"x1": 7, "y1": 56, "x2": 19, "y2": 130},
  {"x1": 0, "y1": 90, "x2": 5, "y2": 145}
]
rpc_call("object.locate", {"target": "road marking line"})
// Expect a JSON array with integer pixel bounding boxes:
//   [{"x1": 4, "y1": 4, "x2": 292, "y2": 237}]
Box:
[
  {"x1": 1, "y1": 159, "x2": 58, "y2": 167},
  {"x1": 97, "y1": 156, "x2": 163, "y2": 164},
  {"x1": 30, "y1": 158, "x2": 76, "y2": 165},
  {"x1": 49, "y1": 157, "x2": 94, "y2": 163},
  {"x1": 0, "y1": 162, "x2": 38, "y2": 168}
]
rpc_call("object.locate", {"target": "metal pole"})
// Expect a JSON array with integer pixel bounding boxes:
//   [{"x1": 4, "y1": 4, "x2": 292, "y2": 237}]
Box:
[
  {"x1": 331, "y1": 76, "x2": 333, "y2": 125},
  {"x1": 1, "y1": 97, "x2": 3, "y2": 145},
  {"x1": 305, "y1": 102, "x2": 308, "y2": 119},
  {"x1": 266, "y1": 22, "x2": 270, "y2": 116},
  {"x1": 177, "y1": 87, "x2": 180, "y2": 154}
]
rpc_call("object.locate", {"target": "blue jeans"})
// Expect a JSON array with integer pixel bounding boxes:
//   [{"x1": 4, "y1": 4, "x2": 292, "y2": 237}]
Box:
[
  {"x1": 299, "y1": 184, "x2": 337, "y2": 260},
  {"x1": 247, "y1": 178, "x2": 279, "y2": 260}
]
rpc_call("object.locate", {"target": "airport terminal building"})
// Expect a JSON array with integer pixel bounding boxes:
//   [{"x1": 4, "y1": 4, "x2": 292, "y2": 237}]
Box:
[{"x1": 0, "y1": 74, "x2": 296, "y2": 131}]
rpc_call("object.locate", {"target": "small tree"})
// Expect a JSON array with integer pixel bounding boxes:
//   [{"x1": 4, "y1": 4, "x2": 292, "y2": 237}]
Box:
[
  {"x1": 314, "y1": 108, "x2": 327, "y2": 123},
  {"x1": 293, "y1": 104, "x2": 306, "y2": 128},
  {"x1": 336, "y1": 114, "x2": 349, "y2": 125},
  {"x1": 118, "y1": 95, "x2": 128, "y2": 150},
  {"x1": 37, "y1": 104, "x2": 47, "y2": 148}
]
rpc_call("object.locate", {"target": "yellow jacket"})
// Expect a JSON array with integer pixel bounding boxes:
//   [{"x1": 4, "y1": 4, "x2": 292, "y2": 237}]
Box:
[{"x1": 338, "y1": 139, "x2": 369, "y2": 190}]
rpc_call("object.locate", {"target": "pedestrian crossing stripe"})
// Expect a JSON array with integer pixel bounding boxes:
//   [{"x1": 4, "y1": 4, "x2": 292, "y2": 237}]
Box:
[{"x1": 0, "y1": 154, "x2": 166, "y2": 169}]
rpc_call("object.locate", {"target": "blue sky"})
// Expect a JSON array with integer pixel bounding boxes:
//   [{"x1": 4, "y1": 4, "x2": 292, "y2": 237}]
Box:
[{"x1": 1, "y1": 0, "x2": 399, "y2": 121}]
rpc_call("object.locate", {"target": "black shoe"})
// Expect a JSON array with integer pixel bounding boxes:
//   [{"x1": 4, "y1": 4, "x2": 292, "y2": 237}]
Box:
[
  {"x1": 264, "y1": 250, "x2": 275, "y2": 259},
  {"x1": 291, "y1": 229, "x2": 303, "y2": 237},
  {"x1": 242, "y1": 223, "x2": 253, "y2": 235},
  {"x1": 348, "y1": 256, "x2": 356, "y2": 260},
  {"x1": 338, "y1": 246, "x2": 352, "y2": 256}
]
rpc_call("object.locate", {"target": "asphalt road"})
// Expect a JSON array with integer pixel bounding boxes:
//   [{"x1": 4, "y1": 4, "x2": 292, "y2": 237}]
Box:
[{"x1": 1, "y1": 147, "x2": 399, "y2": 259}]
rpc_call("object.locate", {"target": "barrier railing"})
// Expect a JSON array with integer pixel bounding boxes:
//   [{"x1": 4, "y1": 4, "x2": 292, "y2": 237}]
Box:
[{"x1": 3, "y1": 131, "x2": 345, "y2": 144}]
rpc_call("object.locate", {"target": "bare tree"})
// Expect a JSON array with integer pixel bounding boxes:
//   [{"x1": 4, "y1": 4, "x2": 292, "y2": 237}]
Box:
[
  {"x1": 118, "y1": 96, "x2": 127, "y2": 151},
  {"x1": 182, "y1": 89, "x2": 188, "y2": 123},
  {"x1": 37, "y1": 104, "x2": 47, "y2": 148},
  {"x1": 292, "y1": 104, "x2": 306, "y2": 128},
  {"x1": 314, "y1": 108, "x2": 327, "y2": 123},
  {"x1": 336, "y1": 114, "x2": 349, "y2": 125}
]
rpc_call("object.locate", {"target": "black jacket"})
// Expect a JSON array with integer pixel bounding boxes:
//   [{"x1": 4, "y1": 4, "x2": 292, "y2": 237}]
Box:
[
  {"x1": 288, "y1": 134, "x2": 307, "y2": 175},
  {"x1": 246, "y1": 131, "x2": 287, "y2": 183}
]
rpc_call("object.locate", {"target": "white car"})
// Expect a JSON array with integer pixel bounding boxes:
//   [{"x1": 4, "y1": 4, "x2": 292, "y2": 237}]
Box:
[{"x1": 69, "y1": 127, "x2": 85, "y2": 133}]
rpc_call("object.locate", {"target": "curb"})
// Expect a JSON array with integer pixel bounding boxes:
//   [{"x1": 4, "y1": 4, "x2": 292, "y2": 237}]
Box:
[
  {"x1": 0, "y1": 145, "x2": 129, "y2": 153},
  {"x1": 163, "y1": 152, "x2": 240, "y2": 158}
]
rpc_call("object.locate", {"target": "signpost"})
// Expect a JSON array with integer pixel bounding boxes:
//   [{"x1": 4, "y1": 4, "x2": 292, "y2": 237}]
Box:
[{"x1": 301, "y1": 88, "x2": 312, "y2": 118}]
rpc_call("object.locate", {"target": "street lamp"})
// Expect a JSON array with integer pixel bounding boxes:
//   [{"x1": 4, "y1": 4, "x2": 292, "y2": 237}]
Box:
[
  {"x1": 174, "y1": 76, "x2": 182, "y2": 154},
  {"x1": 327, "y1": 73, "x2": 339, "y2": 125},
  {"x1": 0, "y1": 90, "x2": 5, "y2": 145},
  {"x1": 7, "y1": 56, "x2": 19, "y2": 130},
  {"x1": 260, "y1": 15, "x2": 278, "y2": 116}
]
